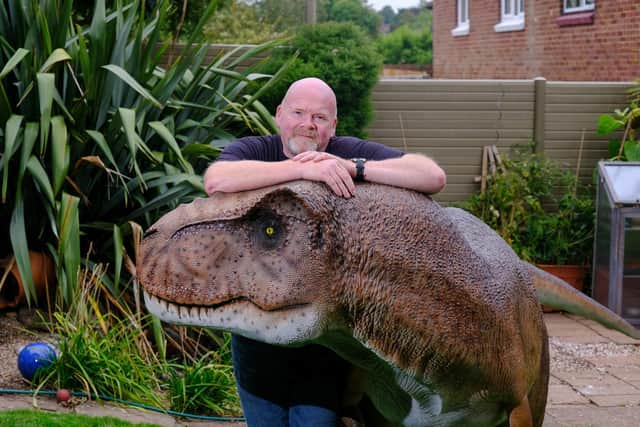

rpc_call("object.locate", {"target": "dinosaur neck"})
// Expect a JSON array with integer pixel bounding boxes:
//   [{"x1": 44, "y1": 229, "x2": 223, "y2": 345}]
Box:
[{"x1": 330, "y1": 188, "x2": 498, "y2": 380}]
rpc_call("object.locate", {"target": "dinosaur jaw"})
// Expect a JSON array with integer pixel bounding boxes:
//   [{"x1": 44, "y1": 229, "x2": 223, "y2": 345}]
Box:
[{"x1": 143, "y1": 291, "x2": 325, "y2": 345}]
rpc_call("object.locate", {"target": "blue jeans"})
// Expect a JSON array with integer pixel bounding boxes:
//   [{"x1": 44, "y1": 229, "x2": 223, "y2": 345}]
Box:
[
  {"x1": 231, "y1": 335, "x2": 346, "y2": 427},
  {"x1": 237, "y1": 382, "x2": 339, "y2": 427}
]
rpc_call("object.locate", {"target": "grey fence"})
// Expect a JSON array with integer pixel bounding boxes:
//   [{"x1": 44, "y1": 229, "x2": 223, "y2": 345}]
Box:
[
  {"x1": 367, "y1": 79, "x2": 632, "y2": 203},
  {"x1": 158, "y1": 45, "x2": 632, "y2": 203}
]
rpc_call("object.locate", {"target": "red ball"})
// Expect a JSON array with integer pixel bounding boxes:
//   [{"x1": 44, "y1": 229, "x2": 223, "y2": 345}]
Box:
[{"x1": 56, "y1": 388, "x2": 71, "y2": 403}]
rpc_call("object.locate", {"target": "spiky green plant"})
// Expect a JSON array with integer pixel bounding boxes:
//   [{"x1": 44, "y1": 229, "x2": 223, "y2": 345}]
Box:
[
  {"x1": 0, "y1": 0, "x2": 284, "y2": 308},
  {"x1": 167, "y1": 334, "x2": 241, "y2": 416}
]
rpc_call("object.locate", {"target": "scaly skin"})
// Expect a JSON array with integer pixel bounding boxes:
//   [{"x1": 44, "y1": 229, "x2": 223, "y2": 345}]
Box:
[{"x1": 137, "y1": 181, "x2": 638, "y2": 427}]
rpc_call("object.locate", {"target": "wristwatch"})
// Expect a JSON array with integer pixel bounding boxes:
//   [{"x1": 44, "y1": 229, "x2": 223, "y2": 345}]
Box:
[{"x1": 351, "y1": 158, "x2": 367, "y2": 182}]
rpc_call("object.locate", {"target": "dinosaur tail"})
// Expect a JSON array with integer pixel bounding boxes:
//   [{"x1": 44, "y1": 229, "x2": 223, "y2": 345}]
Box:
[{"x1": 527, "y1": 263, "x2": 640, "y2": 340}]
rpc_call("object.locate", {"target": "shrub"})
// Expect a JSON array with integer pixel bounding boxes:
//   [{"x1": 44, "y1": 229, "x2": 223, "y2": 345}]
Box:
[
  {"x1": 0, "y1": 0, "x2": 281, "y2": 307},
  {"x1": 460, "y1": 144, "x2": 595, "y2": 266},
  {"x1": 376, "y1": 25, "x2": 432, "y2": 66},
  {"x1": 254, "y1": 22, "x2": 383, "y2": 138}
]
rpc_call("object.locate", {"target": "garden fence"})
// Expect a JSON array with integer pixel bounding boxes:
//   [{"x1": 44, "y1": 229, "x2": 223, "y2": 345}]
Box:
[
  {"x1": 369, "y1": 78, "x2": 632, "y2": 203},
  {"x1": 162, "y1": 44, "x2": 633, "y2": 203}
]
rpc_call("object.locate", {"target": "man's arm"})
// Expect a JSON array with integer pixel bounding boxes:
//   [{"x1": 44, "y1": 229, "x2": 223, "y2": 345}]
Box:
[
  {"x1": 362, "y1": 153, "x2": 446, "y2": 194},
  {"x1": 204, "y1": 153, "x2": 446, "y2": 198},
  {"x1": 293, "y1": 152, "x2": 446, "y2": 195},
  {"x1": 204, "y1": 158, "x2": 356, "y2": 198}
]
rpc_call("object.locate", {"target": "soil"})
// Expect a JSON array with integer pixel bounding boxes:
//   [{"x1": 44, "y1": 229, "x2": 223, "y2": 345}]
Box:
[{"x1": 0, "y1": 309, "x2": 56, "y2": 391}]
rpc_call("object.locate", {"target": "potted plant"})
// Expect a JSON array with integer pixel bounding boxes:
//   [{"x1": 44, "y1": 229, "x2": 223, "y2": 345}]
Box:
[
  {"x1": 596, "y1": 78, "x2": 640, "y2": 161},
  {"x1": 460, "y1": 143, "x2": 595, "y2": 294}
]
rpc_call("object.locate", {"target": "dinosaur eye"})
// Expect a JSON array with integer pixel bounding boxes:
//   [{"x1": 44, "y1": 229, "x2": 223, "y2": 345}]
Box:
[{"x1": 250, "y1": 212, "x2": 284, "y2": 250}]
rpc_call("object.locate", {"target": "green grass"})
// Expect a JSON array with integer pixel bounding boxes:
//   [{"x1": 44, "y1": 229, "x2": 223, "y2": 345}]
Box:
[{"x1": 0, "y1": 409, "x2": 161, "y2": 427}]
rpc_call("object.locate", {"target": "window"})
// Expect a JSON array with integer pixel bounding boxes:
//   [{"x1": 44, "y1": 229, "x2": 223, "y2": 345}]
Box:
[
  {"x1": 564, "y1": 0, "x2": 595, "y2": 13},
  {"x1": 494, "y1": 0, "x2": 525, "y2": 32},
  {"x1": 557, "y1": 0, "x2": 595, "y2": 26},
  {"x1": 451, "y1": 0, "x2": 469, "y2": 37}
]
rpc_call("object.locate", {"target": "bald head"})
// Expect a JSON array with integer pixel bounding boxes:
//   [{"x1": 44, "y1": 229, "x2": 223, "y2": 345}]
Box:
[
  {"x1": 275, "y1": 78, "x2": 339, "y2": 157},
  {"x1": 281, "y1": 78, "x2": 338, "y2": 117}
]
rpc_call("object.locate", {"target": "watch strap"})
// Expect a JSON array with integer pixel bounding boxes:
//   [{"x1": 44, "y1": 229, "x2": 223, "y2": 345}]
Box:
[{"x1": 352, "y1": 158, "x2": 366, "y2": 182}]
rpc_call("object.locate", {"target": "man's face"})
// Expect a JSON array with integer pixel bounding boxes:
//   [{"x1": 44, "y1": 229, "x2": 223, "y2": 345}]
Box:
[{"x1": 275, "y1": 91, "x2": 337, "y2": 158}]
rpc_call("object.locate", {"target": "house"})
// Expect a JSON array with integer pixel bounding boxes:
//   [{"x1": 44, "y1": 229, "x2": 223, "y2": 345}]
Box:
[{"x1": 432, "y1": 0, "x2": 639, "y2": 81}]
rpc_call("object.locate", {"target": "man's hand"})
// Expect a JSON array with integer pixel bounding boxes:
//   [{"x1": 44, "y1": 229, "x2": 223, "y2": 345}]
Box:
[{"x1": 293, "y1": 153, "x2": 355, "y2": 198}]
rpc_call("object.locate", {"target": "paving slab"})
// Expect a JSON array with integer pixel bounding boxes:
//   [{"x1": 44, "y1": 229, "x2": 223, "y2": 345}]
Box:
[{"x1": 543, "y1": 404, "x2": 640, "y2": 427}]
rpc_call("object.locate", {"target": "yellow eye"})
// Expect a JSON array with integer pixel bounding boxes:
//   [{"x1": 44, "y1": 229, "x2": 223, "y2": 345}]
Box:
[{"x1": 265, "y1": 226, "x2": 275, "y2": 236}]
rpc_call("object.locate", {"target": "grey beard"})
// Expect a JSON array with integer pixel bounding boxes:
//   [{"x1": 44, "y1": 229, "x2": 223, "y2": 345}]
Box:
[{"x1": 286, "y1": 136, "x2": 319, "y2": 156}]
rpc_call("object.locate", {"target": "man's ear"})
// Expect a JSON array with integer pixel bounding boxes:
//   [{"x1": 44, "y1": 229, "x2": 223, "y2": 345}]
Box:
[{"x1": 331, "y1": 117, "x2": 338, "y2": 136}]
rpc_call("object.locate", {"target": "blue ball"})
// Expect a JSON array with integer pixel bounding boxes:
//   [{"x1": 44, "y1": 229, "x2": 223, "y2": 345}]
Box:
[{"x1": 17, "y1": 342, "x2": 57, "y2": 382}]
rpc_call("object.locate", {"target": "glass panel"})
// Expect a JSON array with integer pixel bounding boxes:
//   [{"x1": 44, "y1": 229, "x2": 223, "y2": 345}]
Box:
[
  {"x1": 505, "y1": 0, "x2": 511, "y2": 15},
  {"x1": 593, "y1": 178, "x2": 613, "y2": 306},
  {"x1": 602, "y1": 164, "x2": 640, "y2": 204},
  {"x1": 622, "y1": 216, "x2": 640, "y2": 320},
  {"x1": 565, "y1": 0, "x2": 577, "y2": 9}
]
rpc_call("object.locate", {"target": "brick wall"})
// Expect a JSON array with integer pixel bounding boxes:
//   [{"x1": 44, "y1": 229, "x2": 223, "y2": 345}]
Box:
[{"x1": 433, "y1": 1, "x2": 640, "y2": 80}]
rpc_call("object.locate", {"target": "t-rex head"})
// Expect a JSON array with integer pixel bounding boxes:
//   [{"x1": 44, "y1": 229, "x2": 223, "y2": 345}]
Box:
[{"x1": 137, "y1": 181, "x2": 340, "y2": 345}]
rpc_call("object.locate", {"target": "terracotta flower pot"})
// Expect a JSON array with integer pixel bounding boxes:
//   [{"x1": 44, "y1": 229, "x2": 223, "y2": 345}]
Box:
[{"x1": 0, "y1": 251, "x2": 56, "y2": 309}]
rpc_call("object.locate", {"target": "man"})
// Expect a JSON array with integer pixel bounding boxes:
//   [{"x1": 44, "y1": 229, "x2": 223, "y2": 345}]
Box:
[{"x1": 204, "y1": 77, "x2": 446, "y2": 426}]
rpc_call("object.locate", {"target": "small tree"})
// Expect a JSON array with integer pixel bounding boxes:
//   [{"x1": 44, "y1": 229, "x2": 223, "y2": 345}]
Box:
[
  {"x1": 254, "y1": 22, "x2": 383, "y2": 138},
  {"x1": 376, "y1": 25, "x2": 432, "y2": 66}
]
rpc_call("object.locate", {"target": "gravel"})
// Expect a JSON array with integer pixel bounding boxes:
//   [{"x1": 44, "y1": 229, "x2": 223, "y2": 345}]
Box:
[
  {"x1": 0, "y1": 311, "x2": 54, "y2": 390},
  {"x1": 549, "y1": 336, "x2": 640, "y2": 372}
]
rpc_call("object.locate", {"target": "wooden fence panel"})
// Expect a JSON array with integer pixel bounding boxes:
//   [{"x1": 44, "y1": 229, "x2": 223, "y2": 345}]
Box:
[
  {"x1": 367, "y1": 79, "x2": 632, "y2": 203},
  {"x1": 367, "y1": 79, "x2": 536, "y2": 203}
]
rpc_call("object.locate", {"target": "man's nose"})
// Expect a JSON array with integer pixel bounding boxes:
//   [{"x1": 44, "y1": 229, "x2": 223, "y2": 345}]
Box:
[{"x1": 299, "y1": 113, "x2": 316, "y2": 128}]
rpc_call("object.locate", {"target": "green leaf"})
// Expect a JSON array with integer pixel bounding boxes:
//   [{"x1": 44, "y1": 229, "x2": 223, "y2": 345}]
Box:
[
  {"x1": 9, "y1": 197, "x2": 35, "y2": 305},
  {"x1": 112, "y1": 224, "x2": 123, "y2": 293},
  {"x1": 608, "y1": 139, "x2": 622, "y2": 159},
  {"x1": 57, "y1": 193, "x2": 81, "y2": 303},
  {"x1": 103, "y1": 64, "x2": 162, "y2": 108},
  {"x1": 2, "y1": 115, "x2": 23, "y2": 203},
  {"x1": 39, "y1": 48, "x2": 72, "y2": 73},
  {"x1": 624, "y1": 140, "x2": 640, "y2": 161},
  {"x1": 26, "y1": 156, "x2": 55, "y2": 206},
  {"x1": 597, "y1": 114, "x2": 623, "y2": 135},
  {"x1": 85, "y1": 130, "x2": 119, "y2": 169},
  {"x1": 119, "y1": 108, "x2": 150, "y2": 186},
  {"x1": 50, "y1": 116, "x2": 69, "y2": 196},
  {"x1": 148, "y1": 121, "x2": 192, "y2": 173},
  {"x1": 0, "y1": 48, "x2": 30, "y2": 79},
  {"x1": 19, "y1": 123, "x2": 39, "y2": 177},
  {"x1": 37, "y1": 73, "x2": 55, "y2": 154}
]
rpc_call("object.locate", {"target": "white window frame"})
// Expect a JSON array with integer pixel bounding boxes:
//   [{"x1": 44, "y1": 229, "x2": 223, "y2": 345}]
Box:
[
  {"x1": 494, "y1": 0, "x2": 525, "y2": 32},
  {"x1": 563, "y1": 0, "x2": 595, "y2": 13},
  {"x1": 451, "y1": 0, "x2": 469, "y2": 37}
]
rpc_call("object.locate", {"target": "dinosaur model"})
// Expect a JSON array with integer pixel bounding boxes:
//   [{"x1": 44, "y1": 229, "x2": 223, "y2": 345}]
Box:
[{"x1": 137, "y1": 181, "x2": 640, "y2": 427}]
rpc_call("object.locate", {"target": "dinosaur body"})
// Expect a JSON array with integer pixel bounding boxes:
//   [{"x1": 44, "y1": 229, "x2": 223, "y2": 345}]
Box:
[{"x1": 137, "y1": 181, "x2": 639, "y2": 427}]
